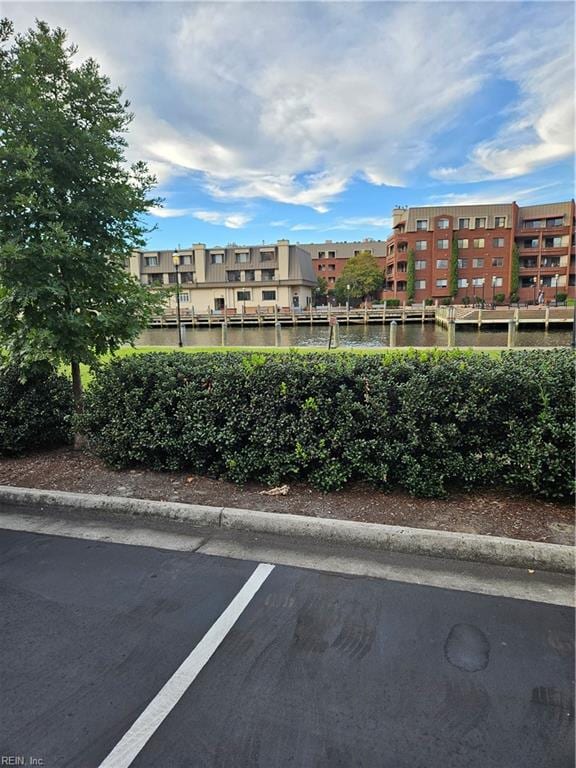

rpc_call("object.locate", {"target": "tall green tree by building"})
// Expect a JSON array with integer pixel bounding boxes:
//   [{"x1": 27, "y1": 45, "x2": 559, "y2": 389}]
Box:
[
  {"x1": 315, "y1": 276, "x2": 329, "y2": 305},
  {"x1": 510, "y1": 243, "x2": 520, "y2": 301},
  {"x1": 406, "y1": 249, "x2": 416, "y2": 302},
  {"x1": 333, "y1": 250, "x2": 384, "y2": 305},
  {"x1": 0, "y1": 19, "x2": 165, "y2": 438},
  {"x1": 449, "y1": 238, "x2": 459, "y2": 298}
]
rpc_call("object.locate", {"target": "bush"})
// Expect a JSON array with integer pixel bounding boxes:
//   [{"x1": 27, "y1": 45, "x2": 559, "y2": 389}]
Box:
[
  {"x1": 0, "y1": 366, "x2": 72, "y2": 455},
  {"x1": 556, "y1": 292, "x2": 567, "y2": 304},
  {"x1": 79, "y1": 349, "x2": 575, "y2": 500},
  {"x1": 440, "y1": 297, "x2": 452, "y2": 306},
  {"x1": 494, "y1": 293, "x2": 505, "y2": 304},
  {"x1": 424, "y1": 298, "x2": 434, "y2": 306},
  {"x1": 462, "y1": 296, "x2": 470, "y2": 306}
]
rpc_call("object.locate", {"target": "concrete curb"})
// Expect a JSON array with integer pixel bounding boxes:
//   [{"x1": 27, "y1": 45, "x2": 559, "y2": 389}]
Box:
[{"x1": 0, "y1": 485, "x2": 573, "y2": 574}]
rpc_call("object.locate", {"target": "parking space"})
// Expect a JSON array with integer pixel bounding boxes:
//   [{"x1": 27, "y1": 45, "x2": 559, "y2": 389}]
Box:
[{"x1": 1, "y1": 528, "x2": 574, "y2": 768}]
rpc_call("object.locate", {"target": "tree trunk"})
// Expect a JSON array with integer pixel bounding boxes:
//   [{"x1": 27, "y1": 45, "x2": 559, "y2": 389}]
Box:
[{"x1": 71, "y1": 360, "x2": 87, "y2": 450}]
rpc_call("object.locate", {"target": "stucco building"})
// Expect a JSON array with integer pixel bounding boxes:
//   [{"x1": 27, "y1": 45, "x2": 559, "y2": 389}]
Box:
[{"x1": 130, "y1": 239, "x2": 317, "y2": 313}]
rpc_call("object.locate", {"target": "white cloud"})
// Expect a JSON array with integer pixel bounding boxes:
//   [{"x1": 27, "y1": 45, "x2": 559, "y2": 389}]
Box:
[
  {"x1": 290, "y1": 216, "x2": 392, "y2": 233},
  {"x1": 192, "y1": 211, "x2": 252, "y2": 229},
  {"x1": 5, "y1": 2, "x2": 574, "y2": 208},
  {"x1": 148, "y1": 206, "x2": 193, "y2": 219},
  {"x1": 427, "y1": 182, "x2": 562, "y2": 207}
]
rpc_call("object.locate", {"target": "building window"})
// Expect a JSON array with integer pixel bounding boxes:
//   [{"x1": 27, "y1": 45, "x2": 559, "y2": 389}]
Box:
[
  {"x1": 437, "y1": 219, "x2": 449, "y2": 229},
  {"x1": 541, "y1": 257, "x2": 561, "y2": 268},
  {"x1": 457, "y1": 239, "x2": 469, "y2": 249},
  {"x1": 227, "y1": 271, "x2": 241, "y2": 282},
  {"x1": 435, "y1": 279, "x2": 448, "y2": 288},
  {"x1": 318, "y1": 251, "x2": 325, "y2": 258},
  {"x1": 328, "y1": 276, "x2": 336, "y2": 284},
  {"x1": 354, "y1": 249, "x2": 373, "y2": 256},
  {"x1": 436, "y1": 259, "x2": 448, "y2": 269},
  {"x1": 522, "y1": 238, "x2": 539, "y2": 249},
  {"x1": 181, "y1": 272, "x2": 194, "y2": 283},
  {"x1": 415, "y1": 240, "x2": 428, "y2": 251},
  {"x1": 180, "y1": 292, "x2": 190, "y2": 303},
  {"x1": 493, "y1": 238, "x2": 504, "y2": 248},
  {"x1": 415, "y1": 279, "x2": 426, "y2": 289},
  {"x1": 235, "y1": 252, "x2": 249, "y2": 263},
  {"x1": 144, "y1": 256, "x2": 159, "y2": 267},
  {"x1": 244, "y1": 270, "x2": 255, "y2": 281},
  {"x1": 437, "y1": 239, "x2": 449, "y2": 249},
  {"x1": 458, "y1": 218, "x2": 470, "y2": 229},
  {"x1": 237, "y1": 290, "x2": 251, "y2": 301},
  {"x1": 180, "y1": 255, "x2": 193, "y2": 265},
  {"x1": 416, "y1": 219, "x2": 428, "y2": 231},
  {"x1": 495, "y1": 216, "x2": 506, "y2": 228},
  {"x1": 458, "y1": 278, "x2": 469, "y2": 288},
  {"x1": 317, "y1": 264, "x2": 325, "y2": 271},
  {"x1": 473, "y1": 238, "x2": 485, "y2": 248},
  {"x1": 168, "y1": 273, "x2": 178, "y2": 284},
  {"x1": 148, "y1": 273, "x2": 163, "y2": 285},
  {"x1": 328, "y1": 250, "x2": 336, "y2": 258},
  {"x1": 472, "y1": 277, "x2": 484, "y2": 287},
  {"x1": 415, "y1": 260, "x2": 426, "y2": 270},
  {"x1": 457, "y1": 258, "x2": 467, "y2": 268},
  {"x1": 544, "y1": 236, "x2": 564, "y2": 248},
  {"x1": 546, "y1": 217, "x2": 564, "y2": 227},
  {"x1": 472, "y1": 258, "x2": 484, "y2": 268},
  {"x1": 328, "y1": 264, "x2": 336, "y2": 271},
  {"x1": 491, "y1": 258, "x2": 504, "y2": 267},
  {"x1": 211, "y1": 253, "x2": 224, "y2": 264},
  {"x1": 524, "y1": 219, "x2": 544, "y2": 229},
  {"x1": 475, "y1": 217, "x2": 486, "y2": 228},
  {"x1": 260, "y1": 250, "x2": 275, "y2": 261},
  {"x1": 262, "y1": 290, "x2": 277, "y2": 301},
  {"x1": 261, "y1": 269, "x2": 276, "y2": 281}
]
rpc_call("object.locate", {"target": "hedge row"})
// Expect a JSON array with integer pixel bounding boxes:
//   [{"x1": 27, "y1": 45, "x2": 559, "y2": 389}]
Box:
[
  {"x1": 79, "y1": 349, "x2": 575, "y2": 499},
  {"x1": 0, "y1": 366, "x2": 72, "y2": 455}
]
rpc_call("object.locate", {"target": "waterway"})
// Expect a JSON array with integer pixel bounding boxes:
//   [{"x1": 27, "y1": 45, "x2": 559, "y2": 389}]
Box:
[{"x1": 138, "y1": 324, "x2": 572, "y2": 349}]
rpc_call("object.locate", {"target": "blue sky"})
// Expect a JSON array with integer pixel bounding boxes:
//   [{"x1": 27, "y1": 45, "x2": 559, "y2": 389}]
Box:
[{"x1": 7, "y1": 1, "x2": 575, "y2": 249}]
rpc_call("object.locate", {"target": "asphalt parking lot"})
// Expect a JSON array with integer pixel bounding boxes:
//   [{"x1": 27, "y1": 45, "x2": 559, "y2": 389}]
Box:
[{"x1": 1, "y1": 527, "x2": 574, "y2": 768}]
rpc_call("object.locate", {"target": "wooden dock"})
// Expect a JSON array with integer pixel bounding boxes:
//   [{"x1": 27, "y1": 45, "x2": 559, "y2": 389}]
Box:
[{"x1": 435, "y1": 305, "x2": 574, "y2": 330}]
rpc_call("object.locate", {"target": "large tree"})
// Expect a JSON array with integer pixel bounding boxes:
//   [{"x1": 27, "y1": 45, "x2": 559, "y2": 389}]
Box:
[
  {"x1": 0, "y1": 19, "x2": 165, "y2": 437},
  {"x1": 334, "y1": 250, "x2": 384, "y2": 304}
]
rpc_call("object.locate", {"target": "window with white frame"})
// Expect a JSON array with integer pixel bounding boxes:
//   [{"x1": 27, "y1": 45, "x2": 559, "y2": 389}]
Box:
[
  {"x1": 437, "y1": 219, "x2": 449, "y2": 229},
  {"x1": 457, "y1": 239, "x2": 468, "y2": 249},
  {"x1": 473, "y1": 238, "x2": 485, "y2": 248},
  {"x1": 472, "y1": 258, "x2": 484, "y2": 268},
  {"x1": 211, "y1": 253, "x2": 224, "y2": 264},
  {"x1": 491, "y1": 277, "x2": 503, "y2": 287},
  {"x1": 416, "y1": 219, "x2": 428, "y2": 231},
  {"x1": 415, "y1": 240, "x2": 428, "y2": 251},
  {"x1": 435, "y1": 279, "x2": 448, "y2": 288},
  {"x1": 472, "y1": 277, "x2": 484, "y2": 287},
  {"x1": 235, "y1": 252, "x2": 249, "y2": 263},
  {"x1": 415, "y1": 279, "x2": 426, "y2": 289},
  {"x1": 491, "y1": 258, "x2": 504, "y2": 267},
  {"x1": 437, "y1": 239, "x2": 449, "y2": 249},
  {"x1": 144, "y1": 256, "x2": 159, "y2": 267},
  {"x1": 457, "y1": 258, "x2": 467, "y2": 268},
  {"x1": 180, "y1": 292, "x2": 190, "y2": 303},
  {"x1": 493, "y1": 238, "x2": 504, "y2": 248},
  {"x1": 495, "y1": 216, "x2": 506, "y2": 228},
  {"x1": 458, "y1": 218, "x2": 470, "y2": 229},
  {"x1": 262, "y1": 290, "x2": 276, "y2": 301},
  {"x1": 237, "y1": 290, "x2": 251, "y2": 301},
  {"x1": 458, "y1": 278, "x2": 469, "y2": 288},
  {"x1": 436, "y1": 259, "x2": 448, "y2": 269},
  {"x1": 180, "y1": 255, "x2": 193, "y2": 265},
  {"x1": 475, "y1": 217, "x2": 486, "y2": 228},
  {"x1": 415, "y1": 260, "x2": 427, "y2": 270}
]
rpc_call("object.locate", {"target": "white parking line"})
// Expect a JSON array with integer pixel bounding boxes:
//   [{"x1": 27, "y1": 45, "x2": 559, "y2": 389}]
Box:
[{"x1": 98, "y1": 562, "x2": 274, "y2": 768}]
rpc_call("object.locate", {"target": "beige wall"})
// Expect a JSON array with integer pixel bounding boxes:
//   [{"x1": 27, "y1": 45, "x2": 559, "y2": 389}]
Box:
[{"x1": 165, "y1": 284, "x2": 313, "y2": 312}]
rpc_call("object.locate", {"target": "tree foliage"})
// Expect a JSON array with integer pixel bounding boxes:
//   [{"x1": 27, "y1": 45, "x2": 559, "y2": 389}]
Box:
[
  {"x1": 0, "y1": 19, "x2": 166, "y2": 395},
  {"x1": 510, "y1": 243, "x2": 520, "y2": 299},
  {"x1": 406, "y1": 249, "x2": 415, "y2": 302},
  {"x1": 449, "y1": 238, "x2": 459, "y2": 297},
  {"x1": 333, "y1": 250, "x2": 384, "y2": 303}
]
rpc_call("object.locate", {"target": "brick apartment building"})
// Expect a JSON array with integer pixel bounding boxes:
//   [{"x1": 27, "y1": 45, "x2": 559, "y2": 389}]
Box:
[
  {"x1": 302, "y1": 200, "x2": 576, "y2": 303},
  {"x1": 386, "y1": 200, "x2": 575, "y2": 303}
]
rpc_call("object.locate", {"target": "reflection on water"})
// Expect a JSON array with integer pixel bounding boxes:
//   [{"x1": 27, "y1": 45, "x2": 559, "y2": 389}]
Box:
[{"x1": 137, "y1": 323, "x2": 572, "y2": 349}]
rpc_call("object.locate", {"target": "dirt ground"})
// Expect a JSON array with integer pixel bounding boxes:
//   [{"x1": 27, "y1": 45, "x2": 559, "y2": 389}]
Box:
[{"x1": 1, "y1": 448, "x2": 573, "y2": 545}]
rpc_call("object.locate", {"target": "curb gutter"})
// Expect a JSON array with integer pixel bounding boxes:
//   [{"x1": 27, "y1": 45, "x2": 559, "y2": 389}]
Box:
[{"x1": 0, "y1": 485, "x2": 573, "y2": 575}]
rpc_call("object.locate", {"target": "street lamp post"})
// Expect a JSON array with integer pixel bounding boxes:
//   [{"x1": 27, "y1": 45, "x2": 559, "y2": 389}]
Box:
[
  {"x1": 532, "y1": 276, "x2": 537, "y2": 305},
  {"x1": 346, "y1": 283, "x2": 351, "y2": 313},
  {"x1": 172, "y1": 250, "x2": 183, "y2": 347},
  {"x1": 481, "y1": 277, "x2": 485, "y2": 306},
  {"x1": 554, "y1": 273, "x2": 559, "y2": 305},
  {"x1": 491, "y1": 275, "x2": 497, "y2": 307}
]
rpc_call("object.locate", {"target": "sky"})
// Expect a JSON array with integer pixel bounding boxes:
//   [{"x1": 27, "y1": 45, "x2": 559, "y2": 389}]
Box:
[{"x1": 4, "y1": 1, "x2": 575, "y2": 249}]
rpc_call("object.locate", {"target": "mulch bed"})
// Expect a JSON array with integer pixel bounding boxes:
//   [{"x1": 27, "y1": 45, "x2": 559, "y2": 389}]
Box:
[{"x1": 0, "y1": 448, "x2": 573, "y2": 545}]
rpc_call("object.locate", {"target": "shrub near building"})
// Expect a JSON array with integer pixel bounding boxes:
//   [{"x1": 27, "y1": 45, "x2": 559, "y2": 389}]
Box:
[{"x1": 79, "y1": 349, "x2": 575, "y2": 500}]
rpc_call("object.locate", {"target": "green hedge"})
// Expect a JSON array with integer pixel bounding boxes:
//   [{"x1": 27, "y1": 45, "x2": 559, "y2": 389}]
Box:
[
  {"x1": 0, "y1": 366, "x2": 73, "y2": 455},
  {"x1": 79, "y1": 349, "x2": 575, "y2": 499}
]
